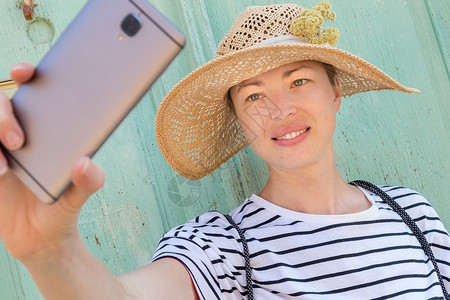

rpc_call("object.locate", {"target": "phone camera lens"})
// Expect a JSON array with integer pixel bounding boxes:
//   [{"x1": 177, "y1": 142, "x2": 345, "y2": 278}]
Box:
[{"x1": 121, "y1": 14, "x2": 142, "y2": 37}]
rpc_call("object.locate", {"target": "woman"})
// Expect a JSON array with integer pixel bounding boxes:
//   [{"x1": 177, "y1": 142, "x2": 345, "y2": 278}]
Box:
[
  {"x1": 0, "y1": 2, "x2": 448, "y2": 299},
  {"x1": 151, "y1": 3, "x2": 449, "y2": 298}
]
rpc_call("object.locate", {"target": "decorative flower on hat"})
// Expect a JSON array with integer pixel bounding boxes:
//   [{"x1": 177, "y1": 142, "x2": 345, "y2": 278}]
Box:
[{"x1": 291, "y1": 0, "x2": 339, "y2": 45}]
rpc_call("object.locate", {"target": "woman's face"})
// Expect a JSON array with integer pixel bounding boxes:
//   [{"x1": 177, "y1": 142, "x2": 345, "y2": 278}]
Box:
[{"x1": 229, "y1": 61, "x2": 341, "y2": 172}]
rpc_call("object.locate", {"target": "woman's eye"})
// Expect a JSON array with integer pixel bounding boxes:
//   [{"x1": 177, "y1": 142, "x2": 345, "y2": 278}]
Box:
[
  {"x1": 293, "y1": 79, "x2": 306, "y2": 87},
  {"x1": 247, "y1": 94, "x2": 261, "y2": 101}
]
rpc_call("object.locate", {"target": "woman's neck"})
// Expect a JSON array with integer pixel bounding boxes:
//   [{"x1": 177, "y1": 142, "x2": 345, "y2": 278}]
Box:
[{"x1": 259, "y1": 158, "x2": 371, "y2": 215}]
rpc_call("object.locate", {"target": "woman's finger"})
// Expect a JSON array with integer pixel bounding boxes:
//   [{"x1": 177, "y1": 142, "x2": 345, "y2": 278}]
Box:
[
  {"x1": 0, "y1": 151, "x2": 8, "y2": 176},
  {"x1": 0, "y1": 91, "x2": 24, "y2": 150},
  {"x1": 59, "y1": 157, "x2": 105, "y2": 212},
  {"x1": 10, "y1": 62, "x2": 35, "y2": 85}
]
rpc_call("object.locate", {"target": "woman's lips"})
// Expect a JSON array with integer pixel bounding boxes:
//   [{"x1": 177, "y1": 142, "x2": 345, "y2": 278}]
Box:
[
  {"x1": 273, "y1": 128, "x2": 309, "y2": 140},
  {"x1": 272, "y1": 127, "x2": 311, "y2": 146}
]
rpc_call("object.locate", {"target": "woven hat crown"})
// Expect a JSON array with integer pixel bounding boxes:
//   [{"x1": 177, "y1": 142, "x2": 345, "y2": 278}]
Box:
[{"x1": 216, "y1": 4, "x2": 304, "y2": 57}]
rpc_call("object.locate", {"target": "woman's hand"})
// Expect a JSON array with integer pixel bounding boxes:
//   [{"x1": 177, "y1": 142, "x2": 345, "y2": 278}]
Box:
[
  {"x1": 0, "y1": 62, "x2": 105, "y2": 264},
  {"x1": 0, "y1": 63, "x2": 198, "y2": 300}
]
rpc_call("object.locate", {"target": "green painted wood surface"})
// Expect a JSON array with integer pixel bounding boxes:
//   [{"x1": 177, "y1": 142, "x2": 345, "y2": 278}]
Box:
[{"x1": 0, "y1": 0, "x2": 449, "y2": 298}]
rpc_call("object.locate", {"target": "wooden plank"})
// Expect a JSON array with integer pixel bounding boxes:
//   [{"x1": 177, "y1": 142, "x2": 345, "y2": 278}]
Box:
[
  {"x1": 422, "y1": 0, "x2": 450, "y2": 134},
  {"x1": 0, "y1": 245, "x2": 26, "y2": 300},
  {"x1": 425, "y1": 0, "x2": 450, "y2": 70},
  {"x1": 0, "y1": 0, "x2": 88, "y2": 79}
]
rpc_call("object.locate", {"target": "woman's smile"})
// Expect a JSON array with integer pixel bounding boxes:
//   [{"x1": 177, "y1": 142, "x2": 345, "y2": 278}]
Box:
[{"x1": 271, "y1": 126, "x2": 311, "y2": 146}]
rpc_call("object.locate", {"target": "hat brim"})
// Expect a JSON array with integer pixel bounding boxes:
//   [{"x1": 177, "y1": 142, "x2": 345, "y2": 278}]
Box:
[{"x1": 155, "y1": 43, "x2": 419, "y2": 180}]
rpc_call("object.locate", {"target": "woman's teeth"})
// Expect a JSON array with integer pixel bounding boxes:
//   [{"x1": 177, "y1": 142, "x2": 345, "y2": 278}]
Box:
[{"x1": 275, "y1": 128, "x2": 308, "y2": 140}]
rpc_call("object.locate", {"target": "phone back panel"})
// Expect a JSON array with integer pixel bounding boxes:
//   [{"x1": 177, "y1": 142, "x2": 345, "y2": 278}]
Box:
[{"x1": 6, "y1": 0, "x2": 185, "y2": 203}]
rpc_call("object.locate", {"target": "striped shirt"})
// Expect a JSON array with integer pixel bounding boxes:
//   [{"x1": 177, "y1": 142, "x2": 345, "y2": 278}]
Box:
[{"x1": 152, "y1": 186, "x2": 450, "y2": 299}]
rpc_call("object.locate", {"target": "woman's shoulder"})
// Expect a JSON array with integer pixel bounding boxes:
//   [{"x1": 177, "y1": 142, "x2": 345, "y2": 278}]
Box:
[
  {"x1": 161, "y1": 197, "x2": 255, "y2": 238},
  {"x1": 375, "y1": 184, "x2": 442, "y2": 222},
  {"x1": 378, "y1": 184, "x2": 431, "y2": 206}
]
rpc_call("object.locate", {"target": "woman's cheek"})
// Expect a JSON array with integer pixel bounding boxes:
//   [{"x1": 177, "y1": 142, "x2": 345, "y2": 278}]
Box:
[{"x1": 236, "y1": 109, "x2": 264, "y2": 143}]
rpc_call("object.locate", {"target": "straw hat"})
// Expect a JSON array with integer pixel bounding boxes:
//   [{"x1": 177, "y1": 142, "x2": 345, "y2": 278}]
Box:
[{"x1": 155, "y1": 2, "x2": 419, "y2": 180}]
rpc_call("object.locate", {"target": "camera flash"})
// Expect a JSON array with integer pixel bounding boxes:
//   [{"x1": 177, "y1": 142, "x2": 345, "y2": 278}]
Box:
[{"x1": 118, "y1": 34, "x2": 124, "y2": 40}]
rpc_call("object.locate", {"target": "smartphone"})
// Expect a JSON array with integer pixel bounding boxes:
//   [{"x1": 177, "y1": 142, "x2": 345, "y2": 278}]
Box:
[{"x1": 4, "y1": 0, "x2": 185, "y2": 204}]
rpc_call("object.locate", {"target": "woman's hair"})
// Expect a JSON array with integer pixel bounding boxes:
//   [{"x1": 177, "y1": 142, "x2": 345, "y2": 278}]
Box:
[
  {"x1": 226, "y1": 62, "x2": 338, "y2": 114},
  {"x1": 323, "y1": 63, "x2": 338, "y2": 87}
]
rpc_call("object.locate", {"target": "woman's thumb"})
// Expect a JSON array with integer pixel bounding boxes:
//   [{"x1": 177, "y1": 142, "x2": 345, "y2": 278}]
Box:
[{"x1": 62, "y1": 157, "x2": 105, "y2": 211}]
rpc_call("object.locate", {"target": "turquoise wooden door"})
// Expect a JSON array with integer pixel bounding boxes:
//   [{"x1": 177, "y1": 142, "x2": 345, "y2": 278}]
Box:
[{"x1": 0, "y1": 0, "x2": 449, "y2": 298}]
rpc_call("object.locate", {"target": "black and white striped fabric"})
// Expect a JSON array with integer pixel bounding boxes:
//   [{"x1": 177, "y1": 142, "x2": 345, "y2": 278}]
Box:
[{"x1": 152, "y1": 186, "x2": 450, "y2": 299}]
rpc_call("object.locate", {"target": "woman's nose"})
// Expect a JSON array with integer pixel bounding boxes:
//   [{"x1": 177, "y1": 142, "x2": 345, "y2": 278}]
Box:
[{"x1": 268, "y1": 90, "x2": 297, "y2": 120}]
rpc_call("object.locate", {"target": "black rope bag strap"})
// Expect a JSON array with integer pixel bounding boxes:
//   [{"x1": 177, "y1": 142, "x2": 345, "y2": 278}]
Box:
[
  {"x1": 350, "y1": 180, "x2": 449, "y2": 299},
  {"x1": 224, "y1": 214, "x2": 254, "y2": 300}
]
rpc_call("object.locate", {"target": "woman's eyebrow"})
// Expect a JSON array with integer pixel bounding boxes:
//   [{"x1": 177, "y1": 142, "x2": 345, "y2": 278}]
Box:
[
  {"x1": 282, "y1": 65, "x2": 311, "y2": 79},
  {"x1": 236, "y1": 80, "x2": 263, "y2": 93},
  {"x1": 236, "y1": 65, "x2": 312, "y2": 93}
]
